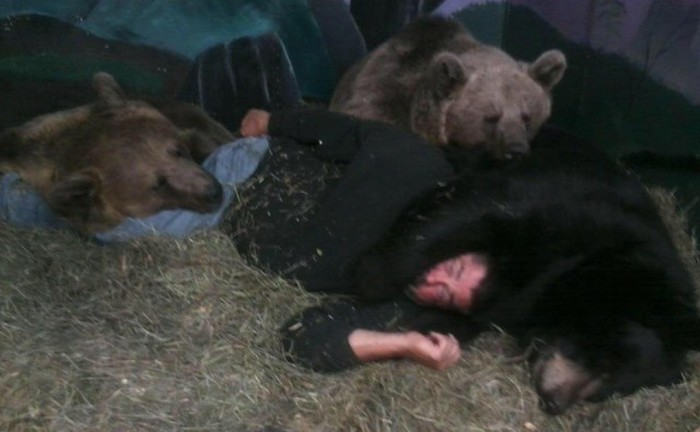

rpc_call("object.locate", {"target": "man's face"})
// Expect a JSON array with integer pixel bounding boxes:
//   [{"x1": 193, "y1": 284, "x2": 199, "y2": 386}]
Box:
[{"x1": 408, "y1": 253, "x2": 489, "y2": 311}]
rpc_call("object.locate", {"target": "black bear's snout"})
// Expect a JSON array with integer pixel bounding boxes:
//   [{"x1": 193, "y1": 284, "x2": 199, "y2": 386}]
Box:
[
  {"x1": 537, "y1": 394, "x2": 567, "y2": 415},
  {"x1": 504, "y1": 141, "x2": 529, "y2": 159},
  {"x1": 529, "y1": 342, "x2": 603, "y2": 415}
]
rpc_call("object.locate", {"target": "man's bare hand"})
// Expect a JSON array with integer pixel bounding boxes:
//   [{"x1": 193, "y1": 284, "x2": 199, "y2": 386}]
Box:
[
  {"x1": 404, "y1": 331, "x2": 461, "y2": 370},
  {"x1": 240, "y1": 109, "x2": 271, "y2": 137}
]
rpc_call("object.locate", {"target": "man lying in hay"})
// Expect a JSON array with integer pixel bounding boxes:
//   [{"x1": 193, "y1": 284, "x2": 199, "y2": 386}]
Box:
[{"x1": 228, "y1": 108, "x2": 700, "y2": 415}]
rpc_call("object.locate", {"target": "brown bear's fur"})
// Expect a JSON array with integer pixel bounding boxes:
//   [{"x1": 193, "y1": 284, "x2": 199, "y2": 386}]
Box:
[
  {"x1": 0, "y1": 72, "x2": 233, "y2": 234},
  {"x1": 330, "y1": 16, "x2": 567, "y2": 159}
]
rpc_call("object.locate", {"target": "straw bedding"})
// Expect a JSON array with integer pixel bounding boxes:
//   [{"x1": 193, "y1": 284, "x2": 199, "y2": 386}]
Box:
[{"x1": 1, "y1": 188, "x2": 698, "y2": 432}]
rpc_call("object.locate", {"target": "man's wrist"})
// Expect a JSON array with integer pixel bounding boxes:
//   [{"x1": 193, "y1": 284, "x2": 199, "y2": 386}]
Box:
[{"x1": 348, "y1": 329, "x2": 417, "y2": 362}]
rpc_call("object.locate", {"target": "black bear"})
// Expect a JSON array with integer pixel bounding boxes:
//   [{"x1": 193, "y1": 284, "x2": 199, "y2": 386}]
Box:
[{"x1": 275, "y1": 119, "x2": 700, "y2": 414}]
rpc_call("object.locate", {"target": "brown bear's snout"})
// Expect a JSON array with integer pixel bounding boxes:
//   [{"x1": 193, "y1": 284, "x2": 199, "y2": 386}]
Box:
[
  {"x1": 187, "y1": 173, "x2": 224, "y2": 212},
  {"x1": 161, "y1": 167, "x2": 224, "y2": 214},
  {"x1": 204, "y1": 179, "x2": 224, "y2": 206}
]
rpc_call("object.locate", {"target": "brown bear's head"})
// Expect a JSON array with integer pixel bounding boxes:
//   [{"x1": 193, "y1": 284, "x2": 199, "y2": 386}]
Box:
[
  {"x1": 410, "y1": 50, "x2": 567, "y2": 159},
  {"x1": 38, "y1": 73, "x2": 224, "y2": 233}
]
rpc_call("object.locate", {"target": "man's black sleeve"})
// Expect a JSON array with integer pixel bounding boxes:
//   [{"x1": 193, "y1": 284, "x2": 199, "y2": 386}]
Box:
[
  {"x1": 280, "y1": 297, "x2": 423, "y2": 372},
  {"x1": 280, "y1": 297, "x2": 484, "y2": 372},
  {"x1": 267, "y1": 108, "x2": 455, "y2": 294},
  {"x1": 267, "y1": 108, "x2": 366, "y2": 162}
]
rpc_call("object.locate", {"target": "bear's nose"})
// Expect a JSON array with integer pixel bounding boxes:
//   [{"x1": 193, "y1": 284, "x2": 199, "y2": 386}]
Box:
[
  {"x1": 504, "y1": 142, "x2": 529, "y2": 159},
  {"x1": 206, "y1": 181, "x2": 224, "y2": 204},
  {"x1": 538, "y1": 394, "x2": 567, "y2": 415}
]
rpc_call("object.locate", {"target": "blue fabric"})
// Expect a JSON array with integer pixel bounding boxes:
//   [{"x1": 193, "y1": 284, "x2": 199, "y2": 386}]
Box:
[
  {"x1": 0, "y1": 137, "x2": 269, "y2": 242},
  {"x1": 0, "y1": 0, "x2": 337, "y2": 99},
  {"x1": 0, "y1": 173, "x2": 69, "y2": 230}
]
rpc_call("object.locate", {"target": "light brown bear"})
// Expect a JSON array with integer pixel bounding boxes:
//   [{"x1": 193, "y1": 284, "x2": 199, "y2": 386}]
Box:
[
  {"x1": 330, "y1": 16, "x2": 567, "y2": 159},
  {"x1": 0, "y1": 72, "x2": 233, "y2": 234}
]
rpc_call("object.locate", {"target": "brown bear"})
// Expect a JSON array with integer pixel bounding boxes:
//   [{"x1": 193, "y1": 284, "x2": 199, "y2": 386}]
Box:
[
  {"x1": 0, "y1": 72, "x2": 234, "y2": 234},
  {"x1": 330, "y1": 16, "x2": 567, "y2": 159}
]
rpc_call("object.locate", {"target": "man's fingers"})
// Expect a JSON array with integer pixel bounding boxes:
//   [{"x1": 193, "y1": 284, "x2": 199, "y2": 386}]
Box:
[
  {"x1": 428, "y1": 331, "x2": 442, "y2": 339},
  {"x1": 428, "y1": 331, "x2": 452, "y2": 343},
  {"x1": 440, "y1": 333, "x2": 461, "y2": 364},
  {"x1": 427, "y1": 331, "x2": 445, "y2": 347}
]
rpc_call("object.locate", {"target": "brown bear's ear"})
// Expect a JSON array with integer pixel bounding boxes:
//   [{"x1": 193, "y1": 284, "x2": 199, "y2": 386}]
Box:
[
  {"x1": 425, "y1": 52, "x2": 469, "y2": 99},
  {"x1": 181, "y1": 129, "x2": 221, "y2": 164},
  {"x1": 528, "y1": 50, "x2": 567, "y2": 92},
  {"x1": 46, "y1": 169, "x2": 102, "y2": 222},
  {"x1": 92, "y1": 72, "x2": 127, "y2": 107},
  {"x1": 410, "y1": 52, "x2": 469, "y2": 144}
]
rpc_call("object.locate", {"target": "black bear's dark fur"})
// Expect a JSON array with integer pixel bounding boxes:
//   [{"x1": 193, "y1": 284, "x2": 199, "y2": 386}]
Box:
[{"x1": 354, "y1": 126, "x2": 700, "y2": 414}]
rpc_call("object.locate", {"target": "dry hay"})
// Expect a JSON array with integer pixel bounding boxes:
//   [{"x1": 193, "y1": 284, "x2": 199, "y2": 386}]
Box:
[{"x1": 1, "y1": 188, "x2": 699, "y2": 432}]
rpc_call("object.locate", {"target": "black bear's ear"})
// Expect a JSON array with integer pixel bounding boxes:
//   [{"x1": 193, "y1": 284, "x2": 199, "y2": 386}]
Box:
[
  {"x1": 683, "y1": 315, "x2": 700, "y2": 351},
  {"x1": 92, "y1": 72, "x2": 127, "y2": 107},
  {"x1": 426, "y1": 52, "x2": 469, "y2": 99},
  {"x1": 528, "y1": 50, "x2": 567, "y2": 92},
  {"x1": 46, "y1": 169, "x2": 102, "y2": 223},
  {"x1": 0, "y1": 128, "x2": 24, "y2": 167}
]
